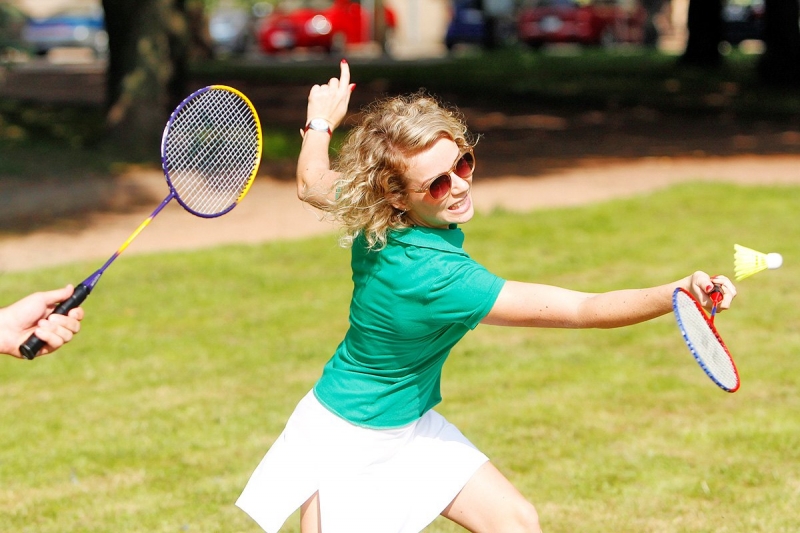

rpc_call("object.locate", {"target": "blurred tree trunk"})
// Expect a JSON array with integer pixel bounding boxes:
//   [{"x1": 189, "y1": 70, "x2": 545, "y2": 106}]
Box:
[
  {"x1": 680, "y1": 0, "x2": 724, "y2": 67},
  {"x1": 641, "y1": 0, "x2": 664, "y2": 48},
  {"x1": 102, "y1": 0, "x2": 190, "y2": 156},
  {"x1": 758, "y1": 0, "x2": 800, "y2": 84},
  {"x1": 373, "y1": 0, "x2": 387, "y2": 54}
]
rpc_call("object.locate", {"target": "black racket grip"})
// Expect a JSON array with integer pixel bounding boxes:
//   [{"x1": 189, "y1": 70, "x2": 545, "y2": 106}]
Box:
[{"x1": 19, "y1": 283, "x2": 91, "y2": 360}]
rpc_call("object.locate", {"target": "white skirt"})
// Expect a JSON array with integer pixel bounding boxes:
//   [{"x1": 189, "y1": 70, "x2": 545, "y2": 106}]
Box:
[{"x1": 236, "y1": 390, "x2": 489, "y2": 533}]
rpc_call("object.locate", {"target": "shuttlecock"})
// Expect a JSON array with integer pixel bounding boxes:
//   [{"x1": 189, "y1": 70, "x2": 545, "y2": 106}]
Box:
[{"x1": 734, "y1": 244, "x2": 783, "y2": 281}]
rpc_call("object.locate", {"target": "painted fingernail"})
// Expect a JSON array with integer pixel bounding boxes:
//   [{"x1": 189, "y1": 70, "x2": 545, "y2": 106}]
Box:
[
  {"x1": 705, "y1": 285, "x2": 713, "y2": 292},
  {"x1": 350, "y1": 83, "x2": 356, "y2": 91},
  {"x1": 341, "y1": 58, "x2": 347, "y2": 64}
]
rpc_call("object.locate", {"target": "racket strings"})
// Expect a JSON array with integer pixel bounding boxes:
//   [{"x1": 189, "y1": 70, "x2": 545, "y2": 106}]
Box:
[
  {"x1": 674, "y1": 292, "x2": 738, "y2": 391},
  {"x1": 165, "y1": 89, "x2": 260, "y2": 216}
]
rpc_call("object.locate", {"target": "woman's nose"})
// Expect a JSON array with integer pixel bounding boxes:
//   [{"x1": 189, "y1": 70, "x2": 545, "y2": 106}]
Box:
[{"x1": 450, "y1": 172, "x2": 471, "y2": 194}]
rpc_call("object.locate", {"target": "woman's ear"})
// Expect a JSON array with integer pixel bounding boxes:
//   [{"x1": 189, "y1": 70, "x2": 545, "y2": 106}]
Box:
[
  {"x1": 386, "y1": 188, "x2": 408, "y2": 212},
  {"x1": 389, "y1": 197, "x2": 408, "y2": 212}
]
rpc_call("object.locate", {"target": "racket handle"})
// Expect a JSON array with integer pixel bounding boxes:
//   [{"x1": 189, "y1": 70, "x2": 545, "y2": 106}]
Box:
[
  {"x1": 709, "y1": 285, "x2": 723, "y2": 321},
  {"x1": 709, "y1": 285, "x2": 723, "y2": 303},
  {"x1": 19, "y1": 283, "x2": 91, "y2": 360}
]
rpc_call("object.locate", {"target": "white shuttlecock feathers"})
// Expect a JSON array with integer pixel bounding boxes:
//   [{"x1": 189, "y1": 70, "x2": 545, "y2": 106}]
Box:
[{"x1": 734, "y1": 244, "x2": 783, "y2": 281}]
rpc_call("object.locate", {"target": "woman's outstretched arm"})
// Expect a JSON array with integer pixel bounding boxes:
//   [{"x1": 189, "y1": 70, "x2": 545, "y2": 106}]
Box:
[{"x1": 482, "y1": 272, "x2": 736, "y2": 329}]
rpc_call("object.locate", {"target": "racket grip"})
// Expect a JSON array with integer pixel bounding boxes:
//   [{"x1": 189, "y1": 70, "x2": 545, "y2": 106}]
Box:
[
  {"x1": 708, "y1": 285, "x2": 723, "y2": 322},
  {"x1": 709, "y1": 285, "x2": 723, "y2": 303},
  {"x1": 708, "y1": 284, "x2": 725, "y2": 308},
  {"x1": 19, "y1": 283, "x2": 91, "y2": 360}
]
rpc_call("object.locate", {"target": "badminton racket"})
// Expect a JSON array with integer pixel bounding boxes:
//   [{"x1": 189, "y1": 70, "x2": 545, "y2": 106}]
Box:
[
  {"x1": 20, "y1": 85, "x2": 262, "y2": 359},
  {"x1": 672, "y1": 286, "x2": 739, "y2": 392}
]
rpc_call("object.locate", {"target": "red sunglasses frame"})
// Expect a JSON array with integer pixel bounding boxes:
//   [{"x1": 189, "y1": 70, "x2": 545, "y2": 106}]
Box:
[{"x1": 410, "y1": 148, "x2": 475, "y2": 200}]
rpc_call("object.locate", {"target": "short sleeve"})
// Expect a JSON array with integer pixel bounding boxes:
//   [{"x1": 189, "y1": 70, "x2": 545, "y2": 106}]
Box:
[{"x1": 428, "y1": 257, "x2": 505, "y2": 330}]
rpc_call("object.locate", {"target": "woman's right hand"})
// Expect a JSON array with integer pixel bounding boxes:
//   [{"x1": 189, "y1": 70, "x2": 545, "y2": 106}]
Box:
[
  {"x1": 304, "y1": 59, "x2": 355, "y2": 135},
  {"x1": 687, "y1": 272, "x2": 736, "y2": 313}
]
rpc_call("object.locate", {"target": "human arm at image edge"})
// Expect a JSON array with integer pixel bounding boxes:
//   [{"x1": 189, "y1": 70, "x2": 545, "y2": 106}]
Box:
[
  {"x1": 0, "y1": 285, "x2": 85, "y2": 359},
  {"x1": 481, "y1": 272, "x2": 736, "y2": 329}
]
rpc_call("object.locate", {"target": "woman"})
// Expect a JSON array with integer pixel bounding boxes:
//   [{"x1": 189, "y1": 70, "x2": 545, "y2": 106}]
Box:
[{"x1": 237, "y1": 60, "x2": 736, "y2": 533}]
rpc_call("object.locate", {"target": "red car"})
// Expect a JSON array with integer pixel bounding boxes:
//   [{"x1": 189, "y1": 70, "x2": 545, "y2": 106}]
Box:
[
  {"x1": 257, "y1": 0, "x2": 396, "y2": 54},
  {"x1": 517, "y1": 0, "x2": 646, "y2": 48}
]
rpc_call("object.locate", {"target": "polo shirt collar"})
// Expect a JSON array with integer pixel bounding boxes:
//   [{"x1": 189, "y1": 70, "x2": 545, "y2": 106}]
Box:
[{"x1": 390, "y1": 225, "x2": 466, "y2": 255}]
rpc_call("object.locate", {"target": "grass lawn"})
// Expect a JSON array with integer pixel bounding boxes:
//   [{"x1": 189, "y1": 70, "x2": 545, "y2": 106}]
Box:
[{"x1": 1, "y1": 181, "x2": 798, "y2": 532}]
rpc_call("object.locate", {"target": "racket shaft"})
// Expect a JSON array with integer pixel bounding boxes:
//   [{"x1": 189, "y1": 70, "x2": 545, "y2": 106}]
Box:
[
  {"x1": 115, "y1": 215, "x2": 154, "y2": 258},
  {"x1": 19, "y1": 283, "x2": 92, "y2": 360},
  {"x1": 19, "y1": 196, "x2": 171, "y2": 360},
  {"x1": 97, "y1": 195, "x2": 172, "y2": 273}
]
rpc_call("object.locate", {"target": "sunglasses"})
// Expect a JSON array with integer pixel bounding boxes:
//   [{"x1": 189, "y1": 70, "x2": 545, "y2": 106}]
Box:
[{"x1": 411, "y1": 148, "x2": 476, "y2": 200}]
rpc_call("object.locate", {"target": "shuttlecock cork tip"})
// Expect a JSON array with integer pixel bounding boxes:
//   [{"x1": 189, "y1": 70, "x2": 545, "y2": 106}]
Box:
[{"x1": 766, "y1": 252, "x2": 783, "y2": 270}]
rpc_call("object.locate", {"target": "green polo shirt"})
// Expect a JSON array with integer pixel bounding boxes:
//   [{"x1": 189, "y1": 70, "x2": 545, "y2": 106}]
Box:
[{"x1": 313, "y1": 225, "x2": 505, "y2": 429}]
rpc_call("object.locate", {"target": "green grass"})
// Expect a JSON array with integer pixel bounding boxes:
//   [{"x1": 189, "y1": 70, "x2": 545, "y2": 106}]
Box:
[{"x1": 1, "y1": 181, "x2": 799, "y2": 532}]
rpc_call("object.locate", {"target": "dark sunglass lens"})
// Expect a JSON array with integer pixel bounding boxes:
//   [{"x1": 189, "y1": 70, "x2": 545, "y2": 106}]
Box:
[
  {"x1": 428, "y1": 174, "x2": 451, "y2": 199},
  {"x1": 455, "y1": 152, "x2": 474, "y2": 178}
]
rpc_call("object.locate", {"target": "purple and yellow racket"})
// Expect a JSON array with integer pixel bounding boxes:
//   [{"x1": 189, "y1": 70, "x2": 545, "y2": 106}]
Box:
[
  {"x1": 672, "y1": 287, "x2": 739, "y2": 392},
  {"x1": 20, "y1": 85, "x2": 262, "y2": 359}
]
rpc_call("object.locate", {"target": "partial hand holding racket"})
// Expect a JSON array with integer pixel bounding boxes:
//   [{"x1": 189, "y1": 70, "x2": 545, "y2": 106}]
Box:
[
  {"x1": 20, "y1": 85, "x2": 262, "y2": 359},
  {"x1": 672, "y1": 284, "x2": 739, "y2": 392}
]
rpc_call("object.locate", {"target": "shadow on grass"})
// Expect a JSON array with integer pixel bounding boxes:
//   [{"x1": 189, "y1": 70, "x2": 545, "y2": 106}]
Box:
[{"x1": 3, "y1": 49, "x2": 800, "y2": 233}]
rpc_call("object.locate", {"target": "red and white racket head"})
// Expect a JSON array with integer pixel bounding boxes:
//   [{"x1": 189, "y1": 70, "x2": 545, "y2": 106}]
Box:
[{"x1": 672, "y1": 287, "x2": 740, "y2": 393}]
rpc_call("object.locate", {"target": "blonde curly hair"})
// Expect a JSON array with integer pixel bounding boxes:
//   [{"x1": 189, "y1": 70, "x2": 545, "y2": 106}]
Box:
[{"x1": 329, "y1": 91, "x2": 476, "y2": 250}]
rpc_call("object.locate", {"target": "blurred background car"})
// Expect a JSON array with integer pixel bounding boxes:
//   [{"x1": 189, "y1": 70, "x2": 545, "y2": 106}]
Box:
[
  {"x1": 209, "y1": 5, "x2": 251, "y2": 56},
  {"x1": 517, "y1": 0, "x2": 646, "y2": 49},
  {"x1": 22, "y1": 4, "x2": 107, "y2": 58},
  {"x1": 445, "y1": 0, "x2": 486, "y2": 50},
  {"x1": 256, "y1": 0, "x2": 396, "y2": 55},
  {"x1": 209, "y1": 2, "x2": 273, "y2": 57},
  {"x1": 444, "y1": 0, "x2": 516, "y2": 51},
  {"x1": 722, "y1": 0, "x2": 765, "y2": 46}
]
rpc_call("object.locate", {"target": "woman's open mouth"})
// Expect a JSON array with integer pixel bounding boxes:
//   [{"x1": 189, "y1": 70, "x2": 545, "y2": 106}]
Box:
[{"x1": 448, "y1": 194, "x2": 471, "y2": 212}]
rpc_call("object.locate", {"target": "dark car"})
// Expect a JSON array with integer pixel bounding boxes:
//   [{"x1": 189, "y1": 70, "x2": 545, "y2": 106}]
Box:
[
  {"x1": 256, "y1": 0, "x2": 396, "y2": 54},
  {"x1": 722, "y1": 0, "x2": 765, "y2": 46},
  {"x1": 444, "y1": 0, "x2": 515, "y2": 50},
  {"x1": 22, "y1": 5, "x2": 107, "y2": 58},
  {"x1": 517, "y1": 0, "x2": 646, "y2": 48},
  {"x1": 445, "y1": 0, "x2": 486, "y2": 49}
]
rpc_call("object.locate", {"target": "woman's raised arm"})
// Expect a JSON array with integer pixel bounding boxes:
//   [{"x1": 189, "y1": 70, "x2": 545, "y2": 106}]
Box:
[{"x1": 296, "y1": 59, "x2": 355, "y2": 209}]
